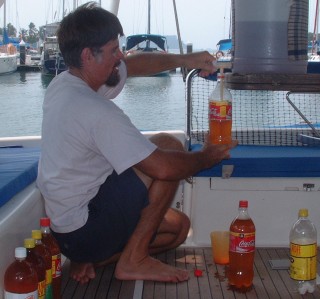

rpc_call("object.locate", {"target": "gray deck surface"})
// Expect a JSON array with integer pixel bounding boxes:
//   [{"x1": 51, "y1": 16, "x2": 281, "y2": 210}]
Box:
[{"x1": 61, "y1": 247, "x2": 320, "y2": 298}]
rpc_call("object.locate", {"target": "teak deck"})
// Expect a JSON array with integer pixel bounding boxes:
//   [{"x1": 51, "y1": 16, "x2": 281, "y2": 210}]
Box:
[{"x1": 61, "y1": 247, "x2": 320, "y2": 299}]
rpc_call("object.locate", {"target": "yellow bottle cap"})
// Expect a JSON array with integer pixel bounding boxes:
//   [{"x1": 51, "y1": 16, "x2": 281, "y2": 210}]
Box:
[
  {"x1": 298, "y1": 209, "x2": 308, "y2": 217},
  {"x1": 32, "y1": 229, "x2": 42, "y2": 240},
  {"x1": 24, "y1": 238, "x2": 35, "y2": 248}
]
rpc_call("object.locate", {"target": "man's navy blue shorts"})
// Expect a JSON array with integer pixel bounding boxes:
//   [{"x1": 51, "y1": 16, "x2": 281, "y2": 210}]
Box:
[{"x1": 51, "y1": 168, "x2": 149, "y2": 263}]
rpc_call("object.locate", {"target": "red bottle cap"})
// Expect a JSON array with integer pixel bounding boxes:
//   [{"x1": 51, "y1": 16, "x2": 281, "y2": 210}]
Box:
[
  {"x1": 239, "y1": 200, "x2": 248, "y2": 208},
  {"x1": 40, "y1": 217, "x2": 50, "y2": 227},
  {"x1": 194, "y1": 269, "x2": 203, "y2": 277}
]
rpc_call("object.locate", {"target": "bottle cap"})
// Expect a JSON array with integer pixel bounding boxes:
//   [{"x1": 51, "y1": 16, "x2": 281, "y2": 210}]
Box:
[
  {"x1": 239, "y1": 200, "x2": 248, "y2": 208},
  {"x1": 40, "y1": 217, "x2": 50, "y2": 227},
  {"x1": 15, "y1": 247, "x2": 27, "y2": 258},
  {"x1": 24, "y1": 238, "x2": 35, "y2": 248},
  {"x1": 299, "y1": 209, "x2": 308, "y2": 217},
  {"x1": 32, "y1": 229, "x2": 42, "y2": 240}
]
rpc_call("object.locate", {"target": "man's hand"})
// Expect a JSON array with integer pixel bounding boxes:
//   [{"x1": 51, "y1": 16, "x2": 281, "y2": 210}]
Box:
[
  {"x1": 201, "y1": 139, "x2": 238, "y2": 169},
  {"x1": 183, "y1": 51, "x2": 217, "y2": 77}
]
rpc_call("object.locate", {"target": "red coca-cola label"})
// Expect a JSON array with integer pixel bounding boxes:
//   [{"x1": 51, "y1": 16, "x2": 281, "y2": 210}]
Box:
[
  {"x1": 209, "y1": 101, "x2": 232, "y2": 121},
  {"x1": 229, "y1": 232, "x2": 255, "y2": 253}
]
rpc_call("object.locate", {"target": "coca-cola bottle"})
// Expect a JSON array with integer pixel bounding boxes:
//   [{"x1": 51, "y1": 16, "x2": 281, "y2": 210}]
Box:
[
  {"x1": 208, "y1": 72, "x2": 232, "y2": 145},
  {"x1": 228, "y1": 200, "x2": 255, "y2": 292}
]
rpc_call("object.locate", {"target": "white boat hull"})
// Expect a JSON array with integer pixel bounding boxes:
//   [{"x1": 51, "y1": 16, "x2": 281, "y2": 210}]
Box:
[
  {"x1": 185, "y1": 177, "x2": 320, "y2": 248},
  {"x1": 0, "y1": 53, "x2": 17, "y2": 74}
]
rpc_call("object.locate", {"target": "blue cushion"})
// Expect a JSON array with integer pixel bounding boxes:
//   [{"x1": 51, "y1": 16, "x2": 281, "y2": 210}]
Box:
[
  {"x1": 191, "y1": 144, "x2": 320, "y2": 177},
  {"x1": 0, "y1": 147, "x2": 40, "y2": 208}
]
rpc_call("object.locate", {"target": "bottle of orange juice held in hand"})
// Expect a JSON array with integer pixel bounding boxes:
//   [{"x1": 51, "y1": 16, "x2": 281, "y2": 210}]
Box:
[
  {"x1": 228, "y1": 200, "x2": 255, "y2": 292},
  {"x1": 40, "y1": 217, "x2": 62, "y2": 299},
  {"x1": 4, "y1": 247, "x2": 38, "y2": 298},
  {"x1": 208, "y1": 72, "x2": 232, "y2": 144}
]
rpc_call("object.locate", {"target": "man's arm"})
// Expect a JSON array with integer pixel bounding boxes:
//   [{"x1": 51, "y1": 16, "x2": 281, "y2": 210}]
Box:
[
  {"x1": 134, "y1": 141, "x2": 237, "y2": 181},
  {"x1": 124, "y1": 52, "x2": 216, "y2": 77}
]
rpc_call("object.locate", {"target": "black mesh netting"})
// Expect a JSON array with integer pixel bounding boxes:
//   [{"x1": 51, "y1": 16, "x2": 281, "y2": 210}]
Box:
[{"x1": 186, "y1": 73, "x2": 320, "y2": 147}]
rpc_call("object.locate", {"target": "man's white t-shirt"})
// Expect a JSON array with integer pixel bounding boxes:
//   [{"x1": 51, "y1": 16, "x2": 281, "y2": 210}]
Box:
[{"x1": 37, "y1": 61, "x2": 157, "y2": 233}]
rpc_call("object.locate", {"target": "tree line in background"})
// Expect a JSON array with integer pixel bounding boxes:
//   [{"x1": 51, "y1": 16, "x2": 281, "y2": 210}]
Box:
[{"x1": 0, "y1": 22, "x2": 46, "y2": 45}]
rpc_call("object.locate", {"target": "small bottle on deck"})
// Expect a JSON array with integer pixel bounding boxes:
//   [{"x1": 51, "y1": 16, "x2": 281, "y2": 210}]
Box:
[
  {"x1": 24, "y1": 238, "x2": 46, "y2": 299},
  {"x1": 228, "y1": 200, "x2": 255, "y2": 292},
  {"x1": 290, "y1": 209, "x2": 317, "y2": 295},
  {"x1": 208, "y1": 72, "x2": 232, "y2": 144},
  {"x1": 4, "y1": 247, "x2": 38, "y2": 298},
  {"x1": 32, "y1": 229, "x2": 53, "y2": 299},
  {"x1": 40, "y1": 217, "x2": 62, "y2": 299}
]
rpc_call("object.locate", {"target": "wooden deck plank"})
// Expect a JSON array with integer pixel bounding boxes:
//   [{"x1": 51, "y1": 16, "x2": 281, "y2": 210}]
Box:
[
  {"x1": 93, "y1": 262, "x2": 116, "y2": 298},
  {"x1": 175, "y1": 247, "x2": 189, "y2": 299},
  {"x1": 252, "y1": 260, "x2": 270, "y2": 299},
  {"x1": 194, "y1": 248, "x2": 214, "y2": 299},
  {"x1": 255, "y1": 248, "x2": 280, "y2": 298},
  {"x1": 142, "y1": 280, "x2": 155, "y2": 299},
  {"x1": 270, "y1": 247, "x2": 301, "y2": 299},
  {"x1": 260, "y1": 248, "x2": 292, "y2": 299},
  {"x1": 184, "y1": 247, "x2": 202, "y2": 298},
  {"x1": 118, "y1": 280, "x2": 136, "y2": 299},
  {"x1": 215, "y1": 263, "x2": 236, "y2": 299},
  {"x1": 60, "y1": 247, "x2": 320, "y2": 299},
  {"x1": 153, "y1": 252, "x2": 167, "y2": 299},
  {"x1": 166, "y1": 248, "x2": 178, "y2": 299},
  {"x1": 203, "y1": 247, "x2": 225, "y2": 299},
  {"x1": 82, "y1": 266, "x2": 104, "y2": 298}
]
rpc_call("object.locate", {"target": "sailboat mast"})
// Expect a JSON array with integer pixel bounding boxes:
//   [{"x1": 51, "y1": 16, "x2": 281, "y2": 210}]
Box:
[
  {"x1": 3, "y1": 0, "x2": 6, "y2": 30},
  {"x1": 146, "y1": 0, "x2": 151, "y2": 49},
  {"x1": 148, "y1": 0, "x2": 151, "y2": 34}
]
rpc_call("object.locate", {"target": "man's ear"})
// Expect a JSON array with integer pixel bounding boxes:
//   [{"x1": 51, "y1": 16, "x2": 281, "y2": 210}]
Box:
[{"x1": 81, "y1": 48, "x2": 94, "y2": 66}]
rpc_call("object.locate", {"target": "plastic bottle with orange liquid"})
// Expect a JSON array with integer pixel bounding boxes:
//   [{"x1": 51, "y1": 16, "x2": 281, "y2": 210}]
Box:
[
  {"x1": 32, "y1": 229, "x2": 53, "y2": 299},
  {"x1": 40, "y1": 218, "x2": 62, "y2": 299},
  {"x1": 24, "y1": 238, "x2": 46, "y2": 299},
  {"x1": 228, "y1": 200, "x2": 255, "y2": 292},
  {"x1": 208, "y1": 72, "x2": 232, "y2": 144},
  {"x1": 4, "y1": 247, "x2": 38, "y2": 298}
]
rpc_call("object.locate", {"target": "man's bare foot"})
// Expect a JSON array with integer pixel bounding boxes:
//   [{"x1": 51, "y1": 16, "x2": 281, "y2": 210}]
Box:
[
  {"x1": 115, "y1": 256, "x2": 189, "y2": 282},
  {"x1": 70, "y1": 262, "x2": 96, "y2": 284}
]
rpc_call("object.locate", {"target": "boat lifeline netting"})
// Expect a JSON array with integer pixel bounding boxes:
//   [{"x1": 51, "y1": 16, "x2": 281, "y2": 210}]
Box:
[{"x1": 186, "y1": 71, "x2": 320, "y2": 147}]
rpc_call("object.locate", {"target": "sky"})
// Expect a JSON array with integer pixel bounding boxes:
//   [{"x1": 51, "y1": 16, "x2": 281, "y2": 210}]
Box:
[{"x1": 1, "y1": 0, "x2": 318, "y2": 51}]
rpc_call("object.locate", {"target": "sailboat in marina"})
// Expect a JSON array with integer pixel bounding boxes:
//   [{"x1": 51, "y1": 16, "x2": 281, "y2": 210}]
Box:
[
  {"x1": 41, "y1": 35, "x2": 67, "y2": 76},
  {"x1": 0, "y1": 0, "x2": 17, "y2": 74},
  {"x1": 124, "y1": 0, "x2": 169, "y2": 76}
]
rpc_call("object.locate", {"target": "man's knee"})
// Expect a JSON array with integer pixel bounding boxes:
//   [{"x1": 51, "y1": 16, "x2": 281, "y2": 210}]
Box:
[{"x1": 150, "y1": 133, "x2": 184, "y2": 151}]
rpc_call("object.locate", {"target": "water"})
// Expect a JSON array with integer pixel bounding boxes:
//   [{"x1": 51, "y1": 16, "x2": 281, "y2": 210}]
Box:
[
  {"x1": 1, "y1": 70, "x2": 319, "y2": 146},
  {"x1": 0, "y1": 70, "x2": 186, "y2": 138}
]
